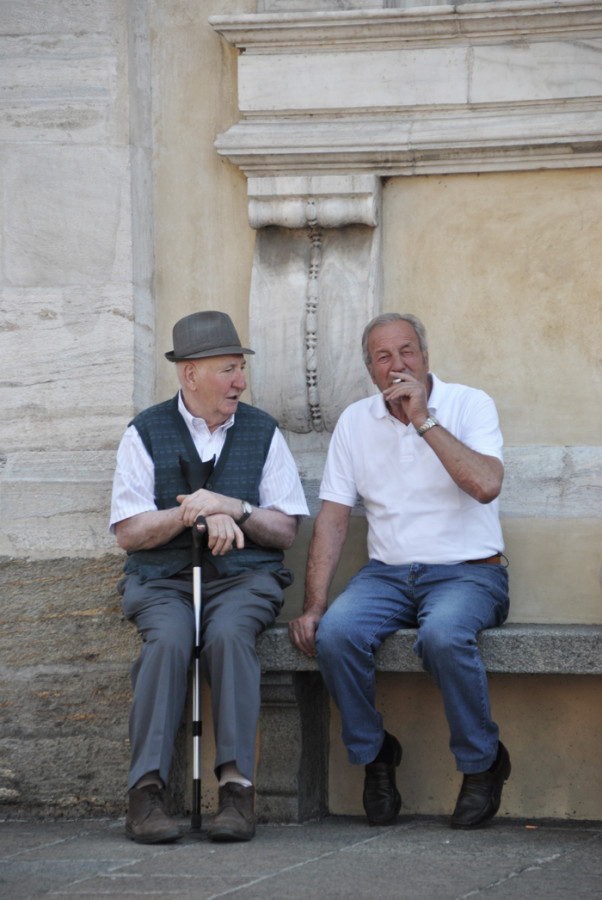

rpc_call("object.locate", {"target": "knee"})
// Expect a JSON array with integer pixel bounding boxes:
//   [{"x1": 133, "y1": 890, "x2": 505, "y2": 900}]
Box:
[
  {"x1": 146, "y1": 626, "x2": 192, "y2": 670},
  {"x1": 203, "y1": 621, "x2": 252, "y2": 661},
  {"x1": 315, "y1": 610, "x2": 360, "y2": 659},
  {"x1": 418, "y1": 620, "x2": 475, "y2": 664}
]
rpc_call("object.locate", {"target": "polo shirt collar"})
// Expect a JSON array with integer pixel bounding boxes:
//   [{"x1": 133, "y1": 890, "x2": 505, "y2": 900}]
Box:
[{"x1": 426, "y1": 372, "x2": 443, "y2": 414}]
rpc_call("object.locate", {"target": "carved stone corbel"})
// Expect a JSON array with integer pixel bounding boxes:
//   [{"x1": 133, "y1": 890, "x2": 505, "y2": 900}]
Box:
[{"x1": 247, "y1": 174, "x2": 381, "y2": 433}]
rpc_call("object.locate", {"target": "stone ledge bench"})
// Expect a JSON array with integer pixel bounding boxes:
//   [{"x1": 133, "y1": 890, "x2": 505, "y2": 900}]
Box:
[{"x1": 254, "y1": 623, "x2": 602, "y2": 823}]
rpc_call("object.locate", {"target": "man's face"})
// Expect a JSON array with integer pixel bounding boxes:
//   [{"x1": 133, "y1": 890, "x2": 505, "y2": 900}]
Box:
[
  {"x1": 367, "y1": 320, "x2": 429, "y2": 393},
  {"x1": 189, "y1": 354, "x2": 247, "y2": 428}
]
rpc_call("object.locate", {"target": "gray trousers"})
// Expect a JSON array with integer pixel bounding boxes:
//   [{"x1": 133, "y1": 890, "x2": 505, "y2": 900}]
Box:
[{"x1": 122, "y1": 567, "x2": 290, "y2": 789}]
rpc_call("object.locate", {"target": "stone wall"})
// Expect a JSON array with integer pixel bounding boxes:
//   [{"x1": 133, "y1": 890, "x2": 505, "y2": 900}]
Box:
[{"x1": 0, "y1": 556, "x2": 130, "y2": 817}]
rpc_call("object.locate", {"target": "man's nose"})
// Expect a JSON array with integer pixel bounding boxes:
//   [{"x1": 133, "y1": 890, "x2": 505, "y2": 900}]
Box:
[{"x1": 233, "y1": 369, "x2": 247, "y2": 389}]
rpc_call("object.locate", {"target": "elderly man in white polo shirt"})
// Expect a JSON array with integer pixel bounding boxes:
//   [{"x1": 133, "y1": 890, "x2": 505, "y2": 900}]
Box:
[{"x1": 289, "y1": 312, "x2": 510, "y2": 830}]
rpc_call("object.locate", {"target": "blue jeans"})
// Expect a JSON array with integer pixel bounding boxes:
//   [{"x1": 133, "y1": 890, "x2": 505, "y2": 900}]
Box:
[{"x1": 314, "y1": 560, "x2": 509, "y2": 774}]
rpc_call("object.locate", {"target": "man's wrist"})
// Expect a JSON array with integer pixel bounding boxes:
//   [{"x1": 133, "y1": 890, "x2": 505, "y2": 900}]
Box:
[
  {"x1": 416, "y1": 415, "x2": 440, "y2": 437},
  {"x1": 236, "y1": 500, "x2": 253, "y2": 526},
  {"x1": 302, "y1": 600, "x2": 327, "y2": 618}
]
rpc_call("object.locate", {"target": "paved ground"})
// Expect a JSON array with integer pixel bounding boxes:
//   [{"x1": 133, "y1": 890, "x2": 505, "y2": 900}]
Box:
[{"x1": 1, "y1": 814, "x2": 601, "y2": 899}]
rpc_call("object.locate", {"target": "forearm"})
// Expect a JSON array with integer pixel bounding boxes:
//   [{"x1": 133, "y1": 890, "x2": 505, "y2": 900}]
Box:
[
  {"x1": 114, "y1": 507, "x2": 185, "y2": 552},
  {"x1": 288, "y1": 502, "x2": 349, "y2": 657},
  {"x1": 420, "y1": 424, "x2": 503, "y2": 503},
  {"x1": 178, "y1": 488, "x2": 299, "y2": 550},
  {"x1": 303, "y1": 503, "x2": 350, "y2": 615},
  {"x1": 241, "y1": 506, "x2": 299, "y2": 550}
]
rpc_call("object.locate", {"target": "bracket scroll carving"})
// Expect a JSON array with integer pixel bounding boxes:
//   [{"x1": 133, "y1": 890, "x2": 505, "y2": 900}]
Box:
[{"x1": 248, "y1": 175, "x2": 382, "y2": 434}]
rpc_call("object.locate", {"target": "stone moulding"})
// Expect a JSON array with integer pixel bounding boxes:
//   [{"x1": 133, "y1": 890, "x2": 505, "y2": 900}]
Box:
[
  {"x1": 247, "y1": 175, "x2": 379, "y2": 229},
  {"x1": 210, "y1": 3, "x2": 602, "y2": 50},
  {"x1": 210, "y1": 2, "x2": 602, "y2": 176}
]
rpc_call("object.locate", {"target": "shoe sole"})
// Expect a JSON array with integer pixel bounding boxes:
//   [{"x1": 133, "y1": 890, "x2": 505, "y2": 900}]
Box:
[
  {"x1": 208, "y1": 827, "x2": 255, "y2": 842},
  {"x1": 125, "y1": 825, "x2": 182, "y2": 844}
]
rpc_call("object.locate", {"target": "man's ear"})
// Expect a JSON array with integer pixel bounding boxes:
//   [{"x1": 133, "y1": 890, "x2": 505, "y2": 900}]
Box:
[
  {"x1": 182, "y1": 361, "x2": 200, "y2": 389},
  {"x1": 366, "y1": 363, "x2": 376, "y2": 385}
]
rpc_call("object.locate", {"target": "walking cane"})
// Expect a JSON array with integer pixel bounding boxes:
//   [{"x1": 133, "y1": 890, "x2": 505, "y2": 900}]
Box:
[
  {"x1": 178, "y1": 454, "x2": 213, "y2": 832},
  {"x1": 191, "y1": 513, "x2": 207, "y2": 833}
]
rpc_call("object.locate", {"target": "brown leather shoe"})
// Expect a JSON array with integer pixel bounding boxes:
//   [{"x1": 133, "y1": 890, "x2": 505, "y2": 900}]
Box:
[
  {"x1": 208, "y1": 783, "x2": 255, "y2": 842},
  {"x1": 125, "y1": 784, "x2": 182, "y2": 844},
  {"x1": 362, "y1": 731, "x2": 402, "y2": 825},
  {"x1": 451, "y1": 741, "x2": 511, "y2": 829}
]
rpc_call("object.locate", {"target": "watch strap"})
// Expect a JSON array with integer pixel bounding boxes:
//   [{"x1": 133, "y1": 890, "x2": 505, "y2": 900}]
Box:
[
  {"x1": 236, "y1": 500, "x2": 253, "y2": 526},
  {"x1": 417, "y1": 415, "x2": 440, "y2": 437}
]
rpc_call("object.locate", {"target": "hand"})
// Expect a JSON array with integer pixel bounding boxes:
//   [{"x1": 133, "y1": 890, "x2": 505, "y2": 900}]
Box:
[
  {"x1": 288, "y1": 613, "x2": 322, "y2": 658},
  {"x1": 177, "y1": 489, "x2": 238, "y2": 527},
  {"x1": 382, "y1": 371, "x2": 428, "y2": 425},
  {"x1": 203, "y1": 513, "x2": 245, "y2": 556}
]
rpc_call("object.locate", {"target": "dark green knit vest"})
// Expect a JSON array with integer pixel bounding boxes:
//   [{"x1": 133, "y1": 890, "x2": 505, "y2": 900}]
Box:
[{"x1": 123, "y1": 395, "x2": 284, "y2": 581}]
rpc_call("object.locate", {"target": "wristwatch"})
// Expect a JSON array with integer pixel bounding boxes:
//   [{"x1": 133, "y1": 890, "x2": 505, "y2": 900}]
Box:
[
  {"x1": 236, "y1": 500, "x2": 253, "y2": 526},
  {"x1": 416, "y1": 415, "x2": 440, "y2": 437}
]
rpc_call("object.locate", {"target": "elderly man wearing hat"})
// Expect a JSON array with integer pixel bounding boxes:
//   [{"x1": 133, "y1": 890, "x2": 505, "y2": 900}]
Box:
[{"x1": 110, "y1": 311, "x2": 308, "y2": 844}]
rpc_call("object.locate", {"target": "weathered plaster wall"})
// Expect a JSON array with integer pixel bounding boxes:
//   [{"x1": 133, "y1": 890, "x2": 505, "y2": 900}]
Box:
[
  {"x1": 381, "y1": 169, "x2": 602, "y2": 624},
  {"x1": 150, "y1": 0, "x2": 256, "y2": 406},
  {"x1": 328, "y1": 672, "x2": 602, "y2": 820}
]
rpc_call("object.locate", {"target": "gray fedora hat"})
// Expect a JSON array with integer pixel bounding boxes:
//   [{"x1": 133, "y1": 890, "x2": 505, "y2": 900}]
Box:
[{"x1": 165, "y1": 311, "x2": 254, "y2": 362}]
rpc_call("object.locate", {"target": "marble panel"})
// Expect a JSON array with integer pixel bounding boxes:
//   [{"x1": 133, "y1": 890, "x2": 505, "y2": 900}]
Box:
[
  {"x1": 0, "y1": 286, "x2": 135, "y2": 451},
  {"x1": 0, "y1": 2, "x2": 127, "y2": 143},
  {"x1": 259, "y1": 0, "x2": 388, "y2": 9},
  {"x1": 238, "y1": 47, "x2": 468, "y2": 112},
  {"x1": 0, "y1": 0, "x2": 119, "y2": 34},
  {"x1": 470, "y1": 39, "x2": 602, "y2": 104},
  {"x1": 0, "y1": 44, "x2": 117, "y2": 103},
  {"x1": 4, "y1": 145, "x2": 131, "y2": 287},
  {"x1": 0, "y1": 469, "x2": 116, "y2": 558}
]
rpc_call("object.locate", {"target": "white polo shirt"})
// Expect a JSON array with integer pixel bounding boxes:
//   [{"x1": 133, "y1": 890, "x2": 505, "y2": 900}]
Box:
[{"x1": 319, "y1": 373, "x2": 504, "y2": 566}]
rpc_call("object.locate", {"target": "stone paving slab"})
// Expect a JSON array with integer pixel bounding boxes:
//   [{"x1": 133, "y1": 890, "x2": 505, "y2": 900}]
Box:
[{"x1": 0, "y1": 815, "x2": 600, "y2": 900}]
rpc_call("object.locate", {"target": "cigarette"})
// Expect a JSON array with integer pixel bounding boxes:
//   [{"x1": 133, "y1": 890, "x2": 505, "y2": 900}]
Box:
[{"x1": 392, "y1": 378, "x2": 402, "y2": 383}]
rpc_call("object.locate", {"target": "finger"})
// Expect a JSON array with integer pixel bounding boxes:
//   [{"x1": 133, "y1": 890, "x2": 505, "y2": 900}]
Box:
[
  {"x1": 289, "y1": 622, "x2": 316, "y2": 657},
  {"x1": 233, "y1": 523, "x2": 245, "y2": 550}
]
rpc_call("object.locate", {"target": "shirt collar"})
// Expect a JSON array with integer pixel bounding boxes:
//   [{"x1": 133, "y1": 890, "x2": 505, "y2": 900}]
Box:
[
  {"x1": 177, "y1": 390, "x2": 235, "y2": 435},
  {"x1": 426, "y1": 372, "x2": 442, "y2": 414}
]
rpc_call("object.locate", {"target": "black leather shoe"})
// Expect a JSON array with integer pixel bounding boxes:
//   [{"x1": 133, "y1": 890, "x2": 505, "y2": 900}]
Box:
[
  {"x1": 362, "y1": 732, "x2": 402, "y2": 825},
  {"x1": 451, "y1": 741, "x2": 511, "y2": 829}
]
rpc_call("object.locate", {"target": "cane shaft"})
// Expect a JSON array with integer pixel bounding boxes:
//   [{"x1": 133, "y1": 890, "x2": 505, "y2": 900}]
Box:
[{"x1": 190, "y1": 516, "x2": 206, "y2": 833}]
